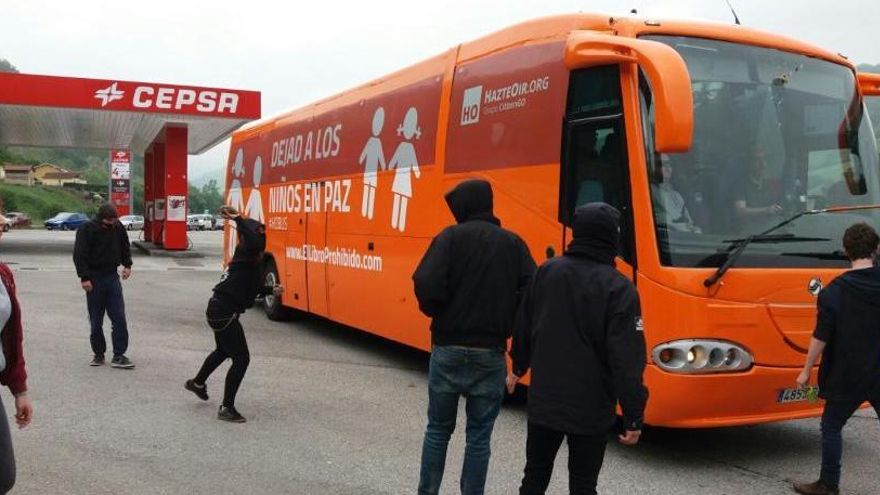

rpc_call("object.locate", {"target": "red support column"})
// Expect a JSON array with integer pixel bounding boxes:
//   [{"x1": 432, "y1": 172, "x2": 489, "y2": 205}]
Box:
[
  {"x1": 151, "y1": 141, "x2": 166, "y2": 245},
  {"x1": 143, "y1": 148, "x2": 154, "y2": 242},
  {"x1": 163, "y1": 126, "x2": 188, "y2": 250}
]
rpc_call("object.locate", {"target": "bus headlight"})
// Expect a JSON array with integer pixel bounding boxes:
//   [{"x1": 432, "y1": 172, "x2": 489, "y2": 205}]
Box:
[{"x1": 652, "y1": 340, "x2": 753, "y2": 374}]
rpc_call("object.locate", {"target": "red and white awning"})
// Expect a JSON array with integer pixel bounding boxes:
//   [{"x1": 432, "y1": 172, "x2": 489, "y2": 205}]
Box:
[{"x1": 0, "y1": 72, "x2": 260, "y2": 154}]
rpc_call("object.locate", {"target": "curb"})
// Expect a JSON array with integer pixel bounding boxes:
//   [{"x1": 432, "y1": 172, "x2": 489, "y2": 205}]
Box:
[{"x1": 131, "y1": 241, "x2": 204, "y2": 258}]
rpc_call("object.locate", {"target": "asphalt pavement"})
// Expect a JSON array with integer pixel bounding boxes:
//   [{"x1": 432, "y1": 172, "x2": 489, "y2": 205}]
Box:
[{"x1": 0, "y1": 229, "x2": 877, "y2": 494}]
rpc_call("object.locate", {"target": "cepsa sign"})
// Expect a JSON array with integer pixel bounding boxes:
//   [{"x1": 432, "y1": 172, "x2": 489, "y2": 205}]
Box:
[
  {"x1": 132, "y1": 86, "x2": 238, "y2": 113},
  {"x1": 0, "y1": 73, "x2": 261, "y2": 120},
  {"x1": 93, "y1": 81, "x2": 250, "y2": 116}
]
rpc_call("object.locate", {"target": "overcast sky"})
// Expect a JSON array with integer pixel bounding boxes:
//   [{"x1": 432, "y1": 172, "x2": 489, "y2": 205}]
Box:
[{"x1": 2, "y1": 0, "x2": 878, "y2": 180}]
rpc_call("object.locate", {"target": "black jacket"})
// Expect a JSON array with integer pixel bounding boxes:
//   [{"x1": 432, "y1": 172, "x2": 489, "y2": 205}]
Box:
[
  {"x1": 511, "y1": 203, "x2": 648, "y2": 435},
  {"x1": 412, "y1": 180, "x2": 536, "y2": 349},
  {"x1": 213, "y1": 217, "x2": 271, "y2": 313},
  {"x1": 814, "y1": 266, "x2": 880, "y2": 402},
  {"x1": 73, "y1": 219, "x2": 132, "y2": 281}
]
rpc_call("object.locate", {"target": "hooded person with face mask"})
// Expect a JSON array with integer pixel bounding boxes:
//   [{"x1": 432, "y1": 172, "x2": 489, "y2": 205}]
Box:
[
  {"x1": 73, "y1": 203, "x2": 135, "y2": 369},
  {"x1": 509, "y1": 202, "x2": 648, "y2": 495},
  {"x1": 412, "y1": 179, "x2": 536, "y2": 495},
  {"x1": 184, "y1": 206, "x2": 281, "y2": 423}
]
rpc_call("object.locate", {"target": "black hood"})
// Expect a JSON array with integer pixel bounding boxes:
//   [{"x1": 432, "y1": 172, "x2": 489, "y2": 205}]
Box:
[
  {"x1": 566, "y1": 202, "x2": 620, "y2": 265},
  {"x1": 837, "y1": 266, "x2": 880, "y2": 308},
  {"x1": 233, "y1": 218, "x2": 266, "y2": 261},
  {"x1": 444, "y1": 179, "x2": 499, "y2": 225}
]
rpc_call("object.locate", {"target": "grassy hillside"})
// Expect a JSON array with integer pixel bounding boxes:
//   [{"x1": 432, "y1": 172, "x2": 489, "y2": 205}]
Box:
[{"x1": 0, "y1": 183, "x2": 98, "y2": 223}]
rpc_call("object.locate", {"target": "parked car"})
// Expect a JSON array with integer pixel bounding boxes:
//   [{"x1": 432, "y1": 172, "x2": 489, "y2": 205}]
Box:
[
  {"x1": 4, "y1": 212, "x2": 31, "y2": 229},
  {"x1": 0, "y1": 215, "x2": 9, "y2": 232},
  {"x1": 186, "y1": 214, "x2": 213, "y2": 231},
  {"x1": 120, "y1": 215, "x2": 145, "y2": 231},
  {"x1": 45, "y1": 212, "x2": 89, "y2": 231},
  {"x1": 212, "y1": 215, "x2": 226, "y2": 230}
]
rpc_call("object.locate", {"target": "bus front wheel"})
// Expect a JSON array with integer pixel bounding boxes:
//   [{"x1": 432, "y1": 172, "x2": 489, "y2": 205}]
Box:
[{"x1": 262, "y1": 259, "x2": 293, "y2": 321}]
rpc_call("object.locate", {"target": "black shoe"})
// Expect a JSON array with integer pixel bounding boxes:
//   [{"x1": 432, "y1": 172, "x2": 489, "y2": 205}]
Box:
[
  {"x1": 793, "y1": 480, "x2": 840, "y2": 495},
  {"x1": 185, "y1": 379, "x2": 209, "y2": 401},
  {"x1": 217, "y1": 405, "x2": 246, "y2": 423},
  {"x1": 111, "y1": 355, "x2": 135, "y2": 369},
  {"x1": 89, "y1": 354, "x2": 105, "y2": 367}
]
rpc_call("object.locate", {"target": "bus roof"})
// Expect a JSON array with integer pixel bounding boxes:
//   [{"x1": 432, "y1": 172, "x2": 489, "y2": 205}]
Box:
[{"x1": 233, "y1": 13, "x2": 854, "y2": 143}]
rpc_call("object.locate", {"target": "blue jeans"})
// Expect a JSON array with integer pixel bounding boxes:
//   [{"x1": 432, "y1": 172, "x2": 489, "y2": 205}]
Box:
[
  {"x1": 86, "y1": 272, "x2": 129, "y2": 357},
  {"x1": 820, "y1": 397, "x2": 880, "y2": 488},
  {"x1": 418, "y1": 345, "x2": 506, "y2": 495}
]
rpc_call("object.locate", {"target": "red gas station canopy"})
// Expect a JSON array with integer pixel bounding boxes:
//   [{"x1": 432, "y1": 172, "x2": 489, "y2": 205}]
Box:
[
  {"x1": 0, "y1": 71, "x2": 261, "y2": 250},
  {"x1": 0, "y1": 72, "x2": 260, "y2": 154}
]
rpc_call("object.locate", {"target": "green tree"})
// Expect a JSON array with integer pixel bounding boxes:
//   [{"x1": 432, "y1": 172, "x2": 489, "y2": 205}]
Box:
[
  {"x1": 0, "y1": 58, "x2": 17, "y2": 73},
  {"x1": 186, "y1": 179, "x2": 223, "y2": 214},
  {"x1": 188, "y1": 183, "x2": 205, "y2": 214},
  {"x1": 200, "y1": 179, "x2": 223, "y2": 213}
]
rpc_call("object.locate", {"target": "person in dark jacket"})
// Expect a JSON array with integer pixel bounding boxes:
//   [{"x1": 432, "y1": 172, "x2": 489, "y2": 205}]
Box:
[
  {"x1": 412, "y1": 179, "x2": 536, "y2": 495},
  {"x1": 794, "y1": 223, "x2": 880, "y2": 495},
  {"x1": 508, "y1": 203, "x2": 648, "y2": 495},
  {"x1": 0, "y1": 217, "x2": 34, "y2": 495},
  {"x1": 184, "y1": 206, "x2": 281, "y2": 423},
  {"x1": 73, "y1": 203, "x2": 135, "y2": 369}
]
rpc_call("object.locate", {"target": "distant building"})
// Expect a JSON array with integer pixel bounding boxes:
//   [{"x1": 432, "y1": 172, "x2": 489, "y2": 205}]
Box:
[
  {"x1": 0, "y1": 163, "x2": 35, "y2": 186},
  {"x1": 33, "y1": 163, "x2": 85, "y2": 186}
]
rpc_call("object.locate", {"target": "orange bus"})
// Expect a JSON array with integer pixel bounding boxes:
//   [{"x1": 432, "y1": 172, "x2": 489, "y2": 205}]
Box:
[{"x1": 225, "y1": 14, "x2": 880, "y2": 427}]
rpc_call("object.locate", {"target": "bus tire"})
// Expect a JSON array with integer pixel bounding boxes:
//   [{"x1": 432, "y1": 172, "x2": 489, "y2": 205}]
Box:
[{"x1": 262, "y1": 258, "x2": 293, "y2": 321}]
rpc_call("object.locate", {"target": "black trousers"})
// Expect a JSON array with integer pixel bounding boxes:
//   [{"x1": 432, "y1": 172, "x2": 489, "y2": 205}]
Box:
[
  {"x1": 519, "y1": 422, "x2": 607, "y2": 495},
  {"x1": 194, "y1": 296, "x2": 250, "y2": 408},
  {"x1": 820, "y1": 396, "x2": 880, "y2": 488}
]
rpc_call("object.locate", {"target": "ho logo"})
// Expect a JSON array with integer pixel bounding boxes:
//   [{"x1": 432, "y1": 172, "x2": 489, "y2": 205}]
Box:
[{"x1": 460, "y1": 85, "x2": 483, "y2": 126}]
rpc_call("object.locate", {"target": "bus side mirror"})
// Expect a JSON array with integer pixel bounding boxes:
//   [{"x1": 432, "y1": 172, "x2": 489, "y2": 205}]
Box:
[
  {"x1": 565, "y1": 33, "x2": 694, "y2": 153},
  {"x1": 858, "y1": 72, "x2": 880, "y2": 97}
]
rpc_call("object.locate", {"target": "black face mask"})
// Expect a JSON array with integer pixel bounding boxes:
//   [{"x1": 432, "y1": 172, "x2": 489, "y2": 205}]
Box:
[{"x1": 101, "y1": 221, "x2": 115, "y2": 229}]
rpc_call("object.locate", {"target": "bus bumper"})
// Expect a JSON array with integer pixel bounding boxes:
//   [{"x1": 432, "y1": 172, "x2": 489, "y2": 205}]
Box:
[{"x1": 643, "y1": 364, "x2": 826, "y2": 428}]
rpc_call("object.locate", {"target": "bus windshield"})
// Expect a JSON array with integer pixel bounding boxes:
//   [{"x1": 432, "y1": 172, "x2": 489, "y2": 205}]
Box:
[{"x1": 640, "y1": 36, "x2": 880, "y2": 268}]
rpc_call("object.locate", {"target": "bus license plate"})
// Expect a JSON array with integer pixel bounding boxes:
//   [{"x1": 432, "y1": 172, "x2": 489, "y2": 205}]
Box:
[{"x1": 777, "y1": 386, "x2": 819, "y2": 404}]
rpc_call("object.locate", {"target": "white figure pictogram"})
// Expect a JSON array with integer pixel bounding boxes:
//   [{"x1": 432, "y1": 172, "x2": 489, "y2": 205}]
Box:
[
  {"x1": 244, "y1": 156, "x2": 264, "y2": 224},
  {"x1": 359, "y1": 107, "x2": 387, "y2": 220},
  {"x1": 226, "y1": 149, "x2": 246, "y2": 256},
  {"x1": 387, "y1": 107, "x2": 422, "y2": 232}
]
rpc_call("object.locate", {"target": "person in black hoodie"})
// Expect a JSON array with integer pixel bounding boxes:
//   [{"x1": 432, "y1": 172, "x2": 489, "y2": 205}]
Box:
[
  {"x1": 508, "y1": 202, "x2": 647, "y2": 495},
  {"x1": 794, "y1": 223, "x2": 880, "y2": 495},
  {"x1": 73, "y1": 203, "x2": 135, "y2": 369},
  {"x1": 184, "y1": 206, "x2": 280, "y2": 423},
  {"x1": 412, "y1": 179, "x2": 536, "y2": 495}
]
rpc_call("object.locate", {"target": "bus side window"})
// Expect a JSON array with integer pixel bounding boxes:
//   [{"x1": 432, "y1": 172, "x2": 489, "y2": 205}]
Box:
[{"x1": 561, "y1": 66, "x2": 635, "y2": 264}]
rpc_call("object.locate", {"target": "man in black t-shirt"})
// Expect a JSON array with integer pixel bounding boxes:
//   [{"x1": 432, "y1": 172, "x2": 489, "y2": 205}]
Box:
[{"x1": 793, "y1": 223, "x2": 880, "y2": 495}]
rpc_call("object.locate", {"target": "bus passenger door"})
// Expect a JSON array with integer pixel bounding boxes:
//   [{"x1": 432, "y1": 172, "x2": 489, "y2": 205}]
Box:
[
  {"x1": 305, "y1": 183, "x2": 329, "y2": 317},
  {"x1": 285, "y1": 210, "x2": 308, "y2": 313},
  {"x1": 559, "y1": 66, "x2": 636, "y2": 279}
]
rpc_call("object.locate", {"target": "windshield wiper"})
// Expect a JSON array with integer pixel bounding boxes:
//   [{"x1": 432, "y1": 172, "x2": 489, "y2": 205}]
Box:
[
  {"x1": 703, "y1": 204, "x2": 880, "y2": 288},
  {"x1": 781, "y1": 250, "x2": 849, "y2": 261}
]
